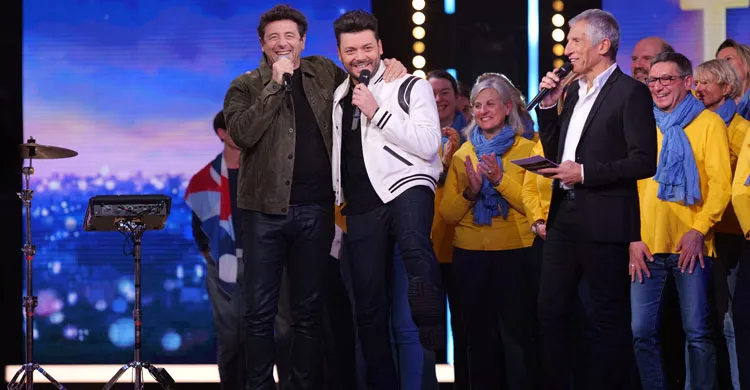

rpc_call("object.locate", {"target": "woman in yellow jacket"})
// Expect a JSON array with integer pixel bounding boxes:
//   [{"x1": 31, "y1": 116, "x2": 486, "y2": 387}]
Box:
[
  {"x1": 439, "y1": 76, "x2": 535, "y2": 389},
  {"x1": 731, "y1": 128, "x2": 750, "y2": 387}
]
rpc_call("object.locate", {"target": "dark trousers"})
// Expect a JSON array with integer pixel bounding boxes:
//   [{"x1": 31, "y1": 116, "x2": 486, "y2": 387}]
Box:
[
  {"x1": 453, "y1": 247, "x2": 534, "y2": 390},
  {"x1": 440, "y1": 263, "x2": 468, "y2": 390},
  {"x1": 345, "y1": 186, "x2": 445, "y2": 390},
  {"x1": 277, "y1": 256, "x2": 358, "y2": 390},
  {"x1": 712, "y1": 232, "x2": 743, "y2": 389},
  {"x1": 242, "y1": 203, "x2": 334, "y2": 390},
  {"x1": 732, "y1": 239, "x2": 750, "y2": 388},
  {"x1": 205, "y1": 256, "x2": 246, "y2": 390},
  {"x1": 538, "y1": 198, "x2": 632, "y2": 390}
]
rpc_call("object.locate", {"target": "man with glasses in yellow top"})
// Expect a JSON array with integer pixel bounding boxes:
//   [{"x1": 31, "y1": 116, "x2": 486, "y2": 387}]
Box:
[{"x1": 629, "y1": 52, "x2": 732, "y2": 390}]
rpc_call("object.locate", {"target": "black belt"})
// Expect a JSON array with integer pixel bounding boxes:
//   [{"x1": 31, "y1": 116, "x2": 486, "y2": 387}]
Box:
[{"x1": 562, "y1": 189, "x2": 576, "y2": 200}]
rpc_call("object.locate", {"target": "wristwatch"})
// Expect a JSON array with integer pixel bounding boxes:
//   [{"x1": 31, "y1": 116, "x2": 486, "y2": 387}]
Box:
[{"x1": 531, "y1": 219, "x2": 545, "y2": 234}]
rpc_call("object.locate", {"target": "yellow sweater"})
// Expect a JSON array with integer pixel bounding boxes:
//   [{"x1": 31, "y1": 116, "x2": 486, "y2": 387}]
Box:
[
  {"x1": 716, "y1": 114, "x2": 750, "y2": 234},
  {"x1": 439, "y1": 136, "x2": 536, "y2": 251},
  {"x1": 733, "y1": 128, "x2": 750, "y2": 239},
  {"x1": 638, "y1": 110, "x2": 732, "y2": 256},
  {"x1": 522, "y1": 141, "x2": 554, "y2": 225}
]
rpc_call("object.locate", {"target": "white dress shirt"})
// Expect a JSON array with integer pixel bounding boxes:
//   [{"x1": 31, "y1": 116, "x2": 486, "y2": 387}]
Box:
[{"x1": 558, "y1": 63, "x2": 618, "y2": 188}]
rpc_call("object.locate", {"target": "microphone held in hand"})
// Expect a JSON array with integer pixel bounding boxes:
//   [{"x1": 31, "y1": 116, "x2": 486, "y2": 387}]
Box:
[
  {"x1": 279, "y1": 54, "x2": 292, "y2": 93},
  {"x1": 352, "y1": 69, "x2": 372, "y2": 131},
  {"x1": 526, "y1": 61, "x2": 573, "y2": 111}
]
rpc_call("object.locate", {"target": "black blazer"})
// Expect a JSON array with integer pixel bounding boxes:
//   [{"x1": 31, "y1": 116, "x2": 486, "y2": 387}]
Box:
[{"x1": 536, "y1": 67, "x2": 657, "y2": 243}]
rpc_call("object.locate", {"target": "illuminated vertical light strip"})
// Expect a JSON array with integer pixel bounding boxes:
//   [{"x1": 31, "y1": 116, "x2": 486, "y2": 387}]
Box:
[
  {"x1": 527, "y1": 0, "x2": 539, "y2": 130},
  {"x1": 447, "y1": 68, "x2": 457, "y2": 79},
  {"x1": 444, "y1": 0, "x2": 455, "y2": 14},
  {"x1": 447, "y1": 299, "x2": 454, "y2": 365}
]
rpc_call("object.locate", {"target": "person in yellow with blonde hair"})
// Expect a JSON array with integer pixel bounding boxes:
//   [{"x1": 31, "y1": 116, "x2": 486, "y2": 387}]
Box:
[
  {"x1": 731, "y1": 126, "x2": 750, "y2": 388},
  {"x1": 629, "y1": 52, "x2": 732, "y2": 389},
  {"x1": 439, "y1": 76, "x2": 535, "y2": 389},
  {"x1": 694, "y1": 57, "x2": 750, "y2": 388}
]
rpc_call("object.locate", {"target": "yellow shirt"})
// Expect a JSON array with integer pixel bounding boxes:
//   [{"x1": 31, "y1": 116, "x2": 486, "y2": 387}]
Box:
[
  {"x1": 715, "y1": 114, "x2": 750, "y2": 234},
  {"x1": 732, "y1": 128, "x2": 750, "y2": 238},
  {"x1": 522, "y1": 141, "x2": 553, "y2": 225},
  {"x1": 439, "y1": 135, "x2": 536, "y2": 251},
  {"x1": 638, "y1": 110, "x2": 732, "y2": 256}
]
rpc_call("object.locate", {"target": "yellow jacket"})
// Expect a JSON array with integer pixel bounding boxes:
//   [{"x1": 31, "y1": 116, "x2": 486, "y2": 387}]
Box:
[
  {"x1": 716, "y1": 114, "x2": 750, "y2": 234},
  {"x1": 522, "y1": 141, "x2": 553, "y2": 225},
  {"x1": 732, "y1": 127, "x2": 750, "y2": 239},
  {"x1": 638, "y1": 110, "x2": 732, "y2": 256},
  {"x1": 439, "y1": 135, "x2": 536, "y2": 251}
]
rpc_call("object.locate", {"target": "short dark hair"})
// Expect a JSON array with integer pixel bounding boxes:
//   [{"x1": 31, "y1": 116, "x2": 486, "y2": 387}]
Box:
[
  {"x1": 257, "y1": 5, "x2": 308, "y2": 40},
  {"x1": 213, "y1": 110, "x2": 226, "y2": 134},
  {"x1": 427, "y1": 70, "x2": 459, "y2": 95},
  {"x1": 662, "y1": 42, "x2": 675, "y2": 54},
  {"x1": 651, "y1": 52, "x2": 693, "y2": 77},
  {"x1": 333, "y1": 10, "x2": 379, "y2": 47},
  {"x1": 457, "y1": 80, "x2": 471, "y2": 99}
]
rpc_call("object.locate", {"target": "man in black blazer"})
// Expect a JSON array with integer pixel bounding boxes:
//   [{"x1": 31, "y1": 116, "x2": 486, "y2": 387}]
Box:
[{"x1": 534, "y1": 9, "x2": 657, "y2": 390}]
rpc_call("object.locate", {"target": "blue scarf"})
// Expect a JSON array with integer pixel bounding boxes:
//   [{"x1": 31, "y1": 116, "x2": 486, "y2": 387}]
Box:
[
  {"x1": 738, "y1": 89, "x2": 750, "y2": 120},
  {"x1": 469, "y1": 125, "x2": 516, "y2": 225},
  {"x1": 716, "y1": 98, "x2": 737, "y2": 127},
  {"x1": 653, "y1": 93, "x2": 705, "y2": 206}
]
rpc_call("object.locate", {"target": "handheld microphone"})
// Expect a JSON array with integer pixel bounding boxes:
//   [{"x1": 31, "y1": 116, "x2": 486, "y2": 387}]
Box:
[
  {"x1": 526, "y1": 61, "x2": 573, "y2": 111},
  {"x1": 279, "y1": 54, "x2": 292, "y2": 93},
  {"x1": 352, "y1": 69, "x2": 372, "y2": 130}
]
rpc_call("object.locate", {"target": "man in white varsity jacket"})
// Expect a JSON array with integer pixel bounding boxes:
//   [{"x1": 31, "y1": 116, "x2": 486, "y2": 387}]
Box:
[{"x1": 330, "y1": 10, "x2": 445, "y2": 390}]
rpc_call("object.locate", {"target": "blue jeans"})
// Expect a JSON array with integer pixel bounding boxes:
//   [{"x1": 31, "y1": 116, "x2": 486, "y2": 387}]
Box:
[
  {"x1": 631, "y1": 253, "x2": 716, "y2": 390},
  {"x1": 391, "y1": 246, "x2": 438, "y2": 390}
]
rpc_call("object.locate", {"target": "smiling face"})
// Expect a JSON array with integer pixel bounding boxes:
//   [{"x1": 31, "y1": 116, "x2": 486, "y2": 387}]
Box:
[
  {"x1": 565, "y1": 21, "x2": 607, "y2": 76},
  {"x1": 429, "y1": 77, "x2": 457, "y2": 125},
  {"x1": 649, "y1": 61, "x2": 692, "y2": 113},
  {"x1": 631, "y1": 38, "x2": 665, "y2": 84},
  {"x1": 337, "y1": 30, "x2": 383, "y2": 81},
  {"x1": 472, "y1": 88, "x2": 511, "y2": 132},
  {"x1": 260, "y1": 20, "x2": 306, "y2": 68}
]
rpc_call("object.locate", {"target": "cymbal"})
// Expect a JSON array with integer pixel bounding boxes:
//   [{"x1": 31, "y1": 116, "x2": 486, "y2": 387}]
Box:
[{"x1": 20, "y1": 141, "x2": 78, "y2": 159}]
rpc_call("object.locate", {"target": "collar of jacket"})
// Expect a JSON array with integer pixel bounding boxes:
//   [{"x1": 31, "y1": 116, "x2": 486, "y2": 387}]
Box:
[{"x1": 258, "y1": 54, "x2": 318, "y2": 85}]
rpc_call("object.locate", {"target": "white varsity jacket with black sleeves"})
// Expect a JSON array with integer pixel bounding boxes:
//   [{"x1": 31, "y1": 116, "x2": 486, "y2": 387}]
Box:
[{"x1": 332, "y1": 60, "x2": 442, "y2": 206}]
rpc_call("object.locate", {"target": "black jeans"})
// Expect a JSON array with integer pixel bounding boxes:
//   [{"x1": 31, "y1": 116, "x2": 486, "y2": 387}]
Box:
[
  {"x1": 345, "y1": 186, "x2": 445, "y2": 390},
  {"x1": 453, "y1": 247, "x2": 534, "y2": 390},
  {"x1": 538, "y1": 198, "x2": 633, "y2": 390},
  {"x1": 732, "y1": 238, "x2": 750, "y2": 388},
  {"x1": 242, "y1": 203, "x2": 334, "y2": 390}
]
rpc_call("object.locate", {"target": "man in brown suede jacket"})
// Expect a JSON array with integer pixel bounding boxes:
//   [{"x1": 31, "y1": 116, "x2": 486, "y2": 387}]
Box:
[{"x1": 222, "y1": 5, "x2": 404, "y2": 389}]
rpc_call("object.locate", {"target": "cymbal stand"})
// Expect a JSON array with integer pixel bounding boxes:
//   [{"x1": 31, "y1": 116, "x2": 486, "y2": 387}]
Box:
[{"x1": 8, "y1": 140, "x2": 67, "y2": 390}]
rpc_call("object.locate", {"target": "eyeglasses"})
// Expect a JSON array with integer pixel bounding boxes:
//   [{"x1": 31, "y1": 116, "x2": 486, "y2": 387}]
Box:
[{"x1": 647, "y1": 75, "x2": 685, "y2": 87}]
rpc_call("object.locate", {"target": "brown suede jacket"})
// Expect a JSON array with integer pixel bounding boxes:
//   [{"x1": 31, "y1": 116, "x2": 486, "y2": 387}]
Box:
[{"x1": 223, "y1": 55, "x2": 346, "y2": 214}]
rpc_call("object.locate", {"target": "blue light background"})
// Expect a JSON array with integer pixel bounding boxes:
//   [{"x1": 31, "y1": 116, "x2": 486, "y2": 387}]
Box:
[{"x1": 22, "y1": 0, "x2": 367, "y2": 364}]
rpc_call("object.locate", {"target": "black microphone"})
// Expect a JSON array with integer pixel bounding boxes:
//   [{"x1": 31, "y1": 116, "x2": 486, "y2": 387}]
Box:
[
  {"x1": 279, "y1": 54, "x2": 292, "y2": 92},
  {"x1": 352, "y1": 69, "x2": 372, "y2": 130},
  {"x1": 526, "y1": 61, "x2": 573, "y2": 111}
]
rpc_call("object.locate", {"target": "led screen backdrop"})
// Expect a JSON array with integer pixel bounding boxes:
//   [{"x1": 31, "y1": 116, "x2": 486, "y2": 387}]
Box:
[
  {"x1": 22, "y1": 0, "x2": 367, "y2": 363},
  {"x1": 603, "y1": 0, "x2": 750, "y2": 72}
]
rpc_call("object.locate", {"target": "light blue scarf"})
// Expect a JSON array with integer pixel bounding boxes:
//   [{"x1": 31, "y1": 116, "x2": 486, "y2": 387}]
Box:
[
  {"x1": 521, "y1": 118, "x2": 536, "y2": 140},
  {"x1": 738, "y1": 89, "x2": 750, "y2": 120},
  {"x1": 469, "y1": 125, "x2": 516, "y2": 225},
  {"x1": 716, "y1": 98, "x2": 737, "y2": 127},
  {"x1": 653, "y1": 93, "x2": 705, "y2": 205}
]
